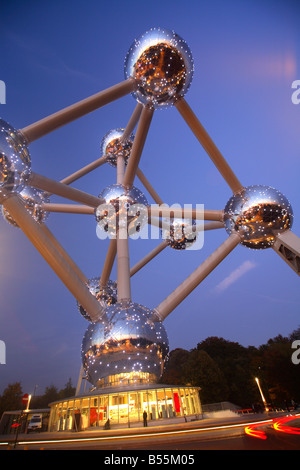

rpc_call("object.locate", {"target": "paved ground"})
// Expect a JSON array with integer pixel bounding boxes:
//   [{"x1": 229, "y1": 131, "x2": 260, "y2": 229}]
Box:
[{"x1": 0, "y1": 411, "x2": 285, "y2": 445}]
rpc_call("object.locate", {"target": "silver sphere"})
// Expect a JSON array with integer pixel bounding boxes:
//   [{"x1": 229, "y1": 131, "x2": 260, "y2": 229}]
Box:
[
  {"x1": 2, "y1": 186, "x2": 50, "y2": 227},
  {"x1": 162, "y1": 217, "x2": 197, "y2": 250},
  {"x1": 96, "y1": 184, "x2": 148, "y2": 237},
  {"x1": 124, "y1": 27, "x2": 194, "y2": 109},
  {"x1": 100, "y1": 128, "x2": 134, "y2": 167},
  {"x1": 224, "y1": 185, "x2": 293, "y2": 249},
  {"x1": 81, "y1": 301, "x2": 169, "y2": 388},
  {"x1": 0, "y1": 118, "x2": 31, "y2": 195},
  {"x1": 77, "y1": 277, "x2": 117, "y2": 322}
]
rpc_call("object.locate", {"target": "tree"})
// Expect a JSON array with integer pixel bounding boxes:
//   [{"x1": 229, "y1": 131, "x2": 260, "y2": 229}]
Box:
[
  {"x1": 0, "y1": 382, "x2": 23, "y2": 419},
  {"x1": 160, "y1": 348, "x2": 190, "y2": 385},
  {"x1": 59, "y1": 378, "x2": 76, "y2": 400},
  {"x1": 183, "y1": 349, "x2": 228, "y2": 404},
  {"x1": 196, "y1": 337, "x2": 259, "y2": 407}
]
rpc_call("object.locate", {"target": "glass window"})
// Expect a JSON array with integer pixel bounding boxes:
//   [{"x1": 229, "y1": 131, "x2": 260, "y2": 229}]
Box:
[
  {"x1": 129, "y1": 392, "x2": 139, "y2": 422},
  {"x1": 164, "y1": 389, "x2": 174, "y2": 418},
  {"x1": 156, "y1": 389, "x2": 167, "y2": 418},
  {"x1": 109, "y1": 394, "x2": 119, "y2": 423},
  {"x1": 118, "y1": 393, "x2": 129, "y2": 424}
]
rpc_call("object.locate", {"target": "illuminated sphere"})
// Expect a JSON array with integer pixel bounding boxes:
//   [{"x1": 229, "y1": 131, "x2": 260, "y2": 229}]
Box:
[
  {"x1": 77, "y1": 277, "x2": 117, "y2": 322},
  {"x1": 0, "y1": 118, "x2": 31, "y2": 195},
  {"x1": 124, "y1": 27, "x2": 194, "y2": 109},
  {"x1": 81, "y1": 301, "x2": 169, "y2": 388},
  {"x1": 96, "y1": 184, "x2": 148, "y2": 237},
  {"x1": 162, "y1": 217, "x2": 197, "y2": 250},
  {"x1": 224, "y1": 185, "x2": 293, "y2": 249},
  {"x1": 2, "y1": 186, "x2": 50, "y2": 227},
  {"x1": 100, "y1": 128, "x2": 134, "y2": 167}
]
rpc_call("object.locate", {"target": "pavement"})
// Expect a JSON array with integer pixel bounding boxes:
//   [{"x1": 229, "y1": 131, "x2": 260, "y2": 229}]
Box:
[{"x1": 0, "y1": 410, "x2": 292, "y2": 446}]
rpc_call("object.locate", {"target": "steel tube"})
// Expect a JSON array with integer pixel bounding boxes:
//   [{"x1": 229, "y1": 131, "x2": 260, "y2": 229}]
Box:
[
  {"x1": 175, "y1": 98, "x2": 243, "y2": 195},
  {"x1": 60, "y1": 155, "x2": 107, "y2": 186},
  {"x1": 100, "y1": 239, "x2": 117, "y2": 287},
  {"x1": 20, "y1": 78, "x2": 137, "y2": 143},
  {"x1": 153, "y1": 232, "x2": 241, "y2": 321},
  {"x1": 2, "y1": 194, "x2": 103, "y2": 322},
  {"x1": 130, "y1": 240, "x2": 168, "y2": 277},
  {"x1": 136, "y1": 168, "x2": 164, "y2": 205},
  {"x1": 40, "y1": 203, "x2": 94, "y2": 214},
  {"x1": 120, "y1": 102, "x2": 143, "y2": 143},
  {"x1": 148, "y1": 205, "x2": 224, "y2": 222},
  {"x1": 123, "y1": 105, "x2": 154, "y2": 188},
  {"x1": 29, "y1": 172, "x2": 102, "y2": 208}
]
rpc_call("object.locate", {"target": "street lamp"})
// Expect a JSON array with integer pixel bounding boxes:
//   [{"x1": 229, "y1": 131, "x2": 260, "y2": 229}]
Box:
[{"x1": 255, "y1": 377, "x2": 268, "y2": 412}]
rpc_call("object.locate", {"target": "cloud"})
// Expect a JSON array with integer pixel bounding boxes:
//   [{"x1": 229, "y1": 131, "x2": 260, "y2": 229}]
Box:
[{"x1": 215, "y1": 260, "x2": 257, "y2": 293}]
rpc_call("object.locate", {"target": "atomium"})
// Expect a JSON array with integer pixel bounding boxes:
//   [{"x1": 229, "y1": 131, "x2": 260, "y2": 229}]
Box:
[
  {"x1": 0, "y1": 27, "x2": 298, "y2": 393},
  {"x1": 2, "y1": 185, "x2": 50, "y2": 227},
  {"x1": 77, "y1": 278, "x2": 118, "y2": 322},
  {"x1": 0, "y1": 118, "x2": 31, "y2": 195},
  {"x1": 81, "y1": 301, "x2": 169, "y2": 388},
  {"x1": 162, "y1": 217, "x2": 197, "y2": 250},
  {"x1": 224, "y1": 185, "x2": 293, "y2": 249},
  {"x1": 124, "y1": 27, "x2": 194, "y2": 109},
  {"x1": 96, "y1": 183, "x2": 148, "y2": 237},
  {"x1": 100, "y1": 128, "x2": 134, "y2": 167}
]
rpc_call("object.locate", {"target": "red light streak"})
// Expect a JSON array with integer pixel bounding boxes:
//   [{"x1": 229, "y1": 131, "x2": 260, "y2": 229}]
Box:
[
  {"x1": 272, "y1": 416, "x2": 300, "y2": 435},
  {"x1": 244, "y1": 423, "x2": 267, "y2": 440}
]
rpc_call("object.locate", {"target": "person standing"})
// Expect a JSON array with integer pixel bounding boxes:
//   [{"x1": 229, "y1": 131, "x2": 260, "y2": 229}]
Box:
[{"x1": 143, "y1": 410, "x2": 147, "y2": 427}]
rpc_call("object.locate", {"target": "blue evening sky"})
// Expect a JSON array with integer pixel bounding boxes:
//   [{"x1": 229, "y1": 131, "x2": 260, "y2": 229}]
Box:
[{"x1": 0, "y1": 0, "x2": 299, "y2": 395}]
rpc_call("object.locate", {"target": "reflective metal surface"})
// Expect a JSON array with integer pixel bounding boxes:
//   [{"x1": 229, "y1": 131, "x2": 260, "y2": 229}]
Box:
[
  {"x1": 77, "y1": 277, "x2": 117, "y2": 321},
  {"x1": 96, "y1": 184, "x2": 148, "y2": 237},
  {"x1": 162, "y1": 217, "x2": 197, "y2": 250},
  {"x1": 224, "y1": 185, "x2": 293, "y2": 249},
  {"x1": 100, "y1": 128, "x2": 134, "y2": 167},
  {"x1": 2, "y1": 186, "x2": 50, "y2": 227},
  {"x1": 0, "y1": 118, "x2": 31, "y2": 195},
  {"x1": 124, "y1": 28, "x2": 194, "y2": 109},
  {"x1": 81, "y1": 301, "x2": 169, "y2": 388}
]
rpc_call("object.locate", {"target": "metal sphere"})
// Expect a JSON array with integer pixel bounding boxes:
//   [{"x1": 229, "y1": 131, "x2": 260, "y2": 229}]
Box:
[
  {"x1": 77, "y1": 277, "x2": 117, "y2": 322},
  {"x1": 224, "y1": 185, "x2": 293, "y2": 249},
  {"x1": 2, "y1": 186, "x2": 50, "y2": 227},
  {"x1": 124, "y1": 27, "x2": 194, "y2": 109},
  {"x1": 0, "y1": 118, "x2": 31, "y2": 195},
  {"x1": 81, "y1": 301, "x2": 169, "y2": 388},
  {"x1": 100, "y1": 128, "x2": 134, "y2": 167},
  {"x1": 96, "y1": 184, "x2": 148, "y2": 237},
  {"x1": 162, "y1": 217, "x2": 197, "y2": 250}
]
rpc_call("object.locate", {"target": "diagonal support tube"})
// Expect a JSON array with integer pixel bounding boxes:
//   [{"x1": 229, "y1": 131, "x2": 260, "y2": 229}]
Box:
[
  {"x1": 20, "y1": 78, "x2": 137, "y2": 143},
  {"x1": 60, "y1": 155, "x2": 107, "y2": 186},
  {"x1": 136, "y1": 168, "x2": 164, "y2": 205},
  {"x1": 175, "y1": 98, "x2": 243, "y2": 195},
  {"x1": 2, "y1": 194, "x2": 104, "y2": 322},
  {"x1": 153, "y1": 232, "x2": 241, "y2": 321},
  {"x1": 123, "y1": 105, "x2": 154, "y2": 188},
  {"x1": 130, "y1": 240, "x2": 169, "y2": 277},
  {"x1": 29, "y1": 172, "x2": 102, "y2": 208}
]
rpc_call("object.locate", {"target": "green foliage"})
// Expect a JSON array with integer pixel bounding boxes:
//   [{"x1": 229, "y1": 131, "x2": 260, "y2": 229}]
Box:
[
  {"x1": 161, "y1": 326, "x2": 300, "y2": 408},
  {"x1": 0, "y1": 379, "x2": 76, "y2": 418}
]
